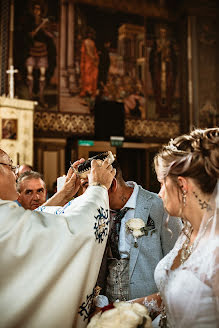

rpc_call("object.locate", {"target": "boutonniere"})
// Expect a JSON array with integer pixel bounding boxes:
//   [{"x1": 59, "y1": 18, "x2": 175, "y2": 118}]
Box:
[
  {"x1": 126, "y1": 217, "x2": 157, "y2": 248},
  {"x1": 87, "y1": 301, "x2": 152, "y2": 328}
]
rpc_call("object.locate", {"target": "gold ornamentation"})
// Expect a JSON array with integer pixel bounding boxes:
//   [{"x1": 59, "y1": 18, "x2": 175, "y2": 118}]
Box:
[
  {"x1": 34, "y1": 111, "x2": 180, "y2": 139},
  {"x1": 94, "y1": 286, "x2": 102, "y2": 298},
  {"x1": 125, "y1": 119, "x2": 179, "y2": 138}
]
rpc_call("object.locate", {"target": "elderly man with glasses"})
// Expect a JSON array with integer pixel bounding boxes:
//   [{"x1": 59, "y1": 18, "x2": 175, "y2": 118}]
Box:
[{"x1": 0, "y1": 148, "x2": 116, "y2": 328}]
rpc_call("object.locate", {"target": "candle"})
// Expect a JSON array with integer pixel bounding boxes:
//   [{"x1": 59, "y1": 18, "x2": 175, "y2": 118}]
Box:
[{"x1": 57, "y1": 175, "x2": 66, "y2": 192}]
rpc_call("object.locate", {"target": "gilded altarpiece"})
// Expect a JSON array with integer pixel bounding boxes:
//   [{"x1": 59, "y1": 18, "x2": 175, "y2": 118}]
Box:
[
  {"x1": 59, "y1": 1, "x2": 181, "y2": 123},
  {"x1": 11, "y1": 0, "x2": 181, "y2": 139}
]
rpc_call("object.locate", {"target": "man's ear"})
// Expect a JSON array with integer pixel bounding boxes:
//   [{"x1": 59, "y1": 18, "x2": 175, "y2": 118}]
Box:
[
  {"x1": 109, "y1": 178, "x2": 117, "y2": 193},
  {"x1": 17, "y1": 193, "x2": 21, "y2": 202}
]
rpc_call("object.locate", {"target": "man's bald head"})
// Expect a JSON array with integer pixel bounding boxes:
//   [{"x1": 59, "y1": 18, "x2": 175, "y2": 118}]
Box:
[
  {"x1": 17, "y1": 164, "x2": 33, "y2": 177},
  {"x1": 0, "y1": 149, "x2": 8, "y2": 160}
]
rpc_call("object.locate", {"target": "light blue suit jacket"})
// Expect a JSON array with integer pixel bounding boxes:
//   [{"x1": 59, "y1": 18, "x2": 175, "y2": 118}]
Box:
[
  {"x1": 97, "y1": 185, "x2": 182, "y2": 300},
  {"x1": 129, "y1": 186, "x2": 182, "y2": 298}
]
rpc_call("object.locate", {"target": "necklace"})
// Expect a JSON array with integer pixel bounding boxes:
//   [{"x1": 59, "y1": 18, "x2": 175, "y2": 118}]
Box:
[
  {"x1": 180, "y1": 216, "x2": 213, "y2": 265},
  {"x1": 180, "y1": 221, "x2": 194, "y2": 264}
]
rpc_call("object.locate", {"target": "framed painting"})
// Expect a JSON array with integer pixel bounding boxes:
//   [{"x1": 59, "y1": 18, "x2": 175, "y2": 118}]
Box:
[
  {"x1": 145, "y1": 19, "x2": 181, "y2": 120},
  {"x1": 2, "y1": 119, "x2": 18, "y2": 140},
  {"x1": 14, "y1": 0, "x2": 59, "y2": 110}
]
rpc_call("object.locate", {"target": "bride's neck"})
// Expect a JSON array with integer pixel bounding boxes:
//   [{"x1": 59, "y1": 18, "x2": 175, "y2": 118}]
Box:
[{"x1": 183, "y1": 189, "x2": 212, "y2": 236}]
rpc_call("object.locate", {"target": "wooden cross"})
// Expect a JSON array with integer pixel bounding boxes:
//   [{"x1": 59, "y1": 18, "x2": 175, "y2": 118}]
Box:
[{"x1": 6, "y1": 65, "x2": 18, "y2": 99}]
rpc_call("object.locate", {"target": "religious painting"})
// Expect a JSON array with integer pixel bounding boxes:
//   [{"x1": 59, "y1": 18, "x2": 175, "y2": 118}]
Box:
[
  {"x1": 71, "y1": 4, "x2": 181, "y2": 121},
  {"x1": 14, "y1": 0, "x2": 59, "y2": 110},
  {"x1": 145, "y1": 20, "x2": 181, "y2": 120},
  {"x1": 2, "y1": 119, "x2": 18, "y2": 140},
  {"x1": 73, "y1": 4, "x2": 145, "y2": 118},
  {"x1": 196, "y1": 16, "x2": 219, "y2": 128}
]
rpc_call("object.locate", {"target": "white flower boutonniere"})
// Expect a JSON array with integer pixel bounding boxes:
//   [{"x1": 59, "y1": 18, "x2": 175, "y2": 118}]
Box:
[
  {"x1": 87, "y1": 301, "x2": 152, "y2": 328},
  {"x1": 126, "y1": 218, "x2": 157, "y2": 248}
]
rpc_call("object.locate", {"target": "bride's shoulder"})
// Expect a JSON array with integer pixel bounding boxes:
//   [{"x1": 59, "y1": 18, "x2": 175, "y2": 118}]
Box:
[
  {"x1": 197, "y1": 237, "x2": 218, "y2": 256},
  {"x1": 194, "y1": 238, "x2": 219, "y2": 271},
  {"x1": 205, "y1": 238, "x2": 219, "y2": 252}
]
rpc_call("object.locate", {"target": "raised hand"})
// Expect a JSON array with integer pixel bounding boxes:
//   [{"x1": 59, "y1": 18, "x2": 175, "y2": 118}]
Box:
[
  {"x1": 88, "y1": 158, "x2": 116, "y2": 190},
  {"x1": 63, "y1": 158, "x2": 85, "y2": 198},
  {"x1": 43, "y1": 158, "x2": 85, "y2": 206}
]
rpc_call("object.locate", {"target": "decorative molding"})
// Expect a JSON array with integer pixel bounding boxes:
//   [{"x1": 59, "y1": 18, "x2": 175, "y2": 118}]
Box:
[
  {"x1": 73, "y1": 0, "x2": 170, "y2": 19},
  {"x1": 125, "y1": 119, "x2": 180, "y2": 138},
  {"x1": 34, "y1": 111, "x2": 180, "y2": 139},
  {"x1": 0, "y1": 96, "x2": 36, "y2": 110}
]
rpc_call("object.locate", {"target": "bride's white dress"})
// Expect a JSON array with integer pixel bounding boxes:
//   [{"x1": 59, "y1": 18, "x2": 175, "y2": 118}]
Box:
[{"x1": 154, "y1": 233, "x2": 219, "y2": 328}]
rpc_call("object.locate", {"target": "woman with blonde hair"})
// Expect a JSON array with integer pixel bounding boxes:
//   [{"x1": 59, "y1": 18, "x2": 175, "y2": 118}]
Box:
[{"x1": 135, "y1": 127, "x2": 219, "y2": 327}]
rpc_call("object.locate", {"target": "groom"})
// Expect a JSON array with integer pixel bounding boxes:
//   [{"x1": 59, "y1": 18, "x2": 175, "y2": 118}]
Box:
[{"x1": 82, "y1": 161, "x2": 182, "y2": 304}]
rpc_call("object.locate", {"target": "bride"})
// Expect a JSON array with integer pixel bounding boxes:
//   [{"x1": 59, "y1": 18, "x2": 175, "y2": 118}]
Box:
[{"x1": 132, "y1": 128, "x2": 219, "y2": 327}]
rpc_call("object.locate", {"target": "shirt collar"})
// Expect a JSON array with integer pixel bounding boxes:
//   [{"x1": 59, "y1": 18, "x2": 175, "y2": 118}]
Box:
[
  {"x1": 110, "y1": 181, "x2": 139, "y2": 214},
  {"x1": 122, "y1": 181, "x2": 138, "y2": 210}
]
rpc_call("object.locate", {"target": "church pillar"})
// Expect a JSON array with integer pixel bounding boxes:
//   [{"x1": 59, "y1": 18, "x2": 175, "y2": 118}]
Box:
[
  {"x1": 67, "y1": 1, "x2": 77, "y2": 93},
  {"x1": 59, "y1": 0, "x2": 82, "y2": 111},
  {"x1": 0, "y1": 0, "x2": 10, "y2": 95},
  {"x1": 59, "y1": 0, "x2": 69, "y2": 96},
  {"x1": 187, "y1": 16, "x2": 199, "y2": 129},
  {"x1": 144, "y1": 17, "x2": 148, "y2": 115}
]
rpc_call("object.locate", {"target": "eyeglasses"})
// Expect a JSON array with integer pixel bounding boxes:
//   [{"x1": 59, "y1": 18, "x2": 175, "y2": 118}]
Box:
[{"x1": 0, "y1": 163, "x2": 19, "y2": 173}]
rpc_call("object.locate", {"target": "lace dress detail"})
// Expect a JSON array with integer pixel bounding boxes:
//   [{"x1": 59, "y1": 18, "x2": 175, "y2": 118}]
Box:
[
  {"x1": 143, "y1": 296, "x2": 162, "y2": 315},
  {"x1": 154, "y1": 233, "x2": 219, "y2": 328}
]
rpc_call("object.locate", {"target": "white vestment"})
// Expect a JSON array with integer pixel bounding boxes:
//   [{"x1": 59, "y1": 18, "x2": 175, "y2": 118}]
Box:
[{"x1": 0, "y1": 186, "x2": 110, "y2": 328}]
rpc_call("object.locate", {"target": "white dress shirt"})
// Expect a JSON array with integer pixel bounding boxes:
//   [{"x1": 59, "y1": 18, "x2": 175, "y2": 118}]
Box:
[{"x1": 118, "y1": 181, "x2": 139, "y2": 258}]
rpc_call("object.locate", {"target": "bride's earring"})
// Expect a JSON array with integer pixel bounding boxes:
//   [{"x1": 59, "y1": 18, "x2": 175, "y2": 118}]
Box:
[
  {"x1": 182, "y1": 190, "x2": 187, "y2": 207},
  {"x1": 178, "y1": 187, "x2": 187, "y2": 217}
]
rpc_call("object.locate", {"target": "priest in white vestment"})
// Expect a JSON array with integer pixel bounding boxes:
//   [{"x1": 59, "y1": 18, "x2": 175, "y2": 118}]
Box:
[{"x1": 0, "y1": 149, "x2": 116, "y2": 328}]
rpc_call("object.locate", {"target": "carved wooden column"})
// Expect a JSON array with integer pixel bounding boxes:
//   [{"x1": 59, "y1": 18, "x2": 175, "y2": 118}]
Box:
[
  {"x1": 59, "y1": 0, "x2": 86, "y2": 112},
  {"x1": 0, "y1": 0, "x2": 10, "y2": 95},
  {"x1": 187, "y1": 16, "x2": 199, "y2": 129},
  {"x1": 59, "y1": 0, "x2": 68, "y2": 96},
  {"x1": 59, "y1": 0, "x2": 77, "y2": 102},
  {"x1": 67, "y1": 1, "x2": 77, "y2": 93},
  {"x1": 180, "y1": 15, "x2": 189, "y2": 134},
  {"x1": 144, "y1": 17, "x2": 148, "y2": 120}
]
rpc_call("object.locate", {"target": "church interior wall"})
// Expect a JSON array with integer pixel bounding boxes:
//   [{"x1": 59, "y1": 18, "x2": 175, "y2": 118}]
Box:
[{"x1": 0, "y1": 0, "x2": 219, "y2": 192}]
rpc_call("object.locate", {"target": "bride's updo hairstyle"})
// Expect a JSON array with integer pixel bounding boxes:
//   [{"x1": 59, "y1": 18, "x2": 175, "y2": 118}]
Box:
[{"x1": 154, "y1": 128, "x2": 219, "y2": 194}]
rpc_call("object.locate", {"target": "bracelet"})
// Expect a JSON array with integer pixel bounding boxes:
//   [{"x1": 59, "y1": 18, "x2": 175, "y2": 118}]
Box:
[
  {"x1": 143, "y1": 293, "x2": 162, "y2": 314},
  {"x1": 89, "y1": 182, "x2": 108, "y2": 191}
]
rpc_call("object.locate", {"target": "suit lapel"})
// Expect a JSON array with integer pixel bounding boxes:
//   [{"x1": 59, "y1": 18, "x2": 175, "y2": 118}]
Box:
[{"x1": 129, "y1": 188, "x2": 153, "y2": 278}]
